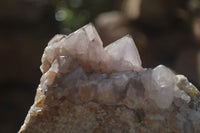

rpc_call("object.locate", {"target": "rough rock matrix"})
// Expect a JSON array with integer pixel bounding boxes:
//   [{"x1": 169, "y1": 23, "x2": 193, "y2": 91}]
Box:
[{"x1": 19, "y1": 24, "x2": 200, "y2": 133}]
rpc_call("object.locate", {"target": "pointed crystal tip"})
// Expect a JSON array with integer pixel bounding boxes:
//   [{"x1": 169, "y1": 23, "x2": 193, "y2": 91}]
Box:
[
  {"x1": 104, "y1": 35, "x2": 142, "y2": 72},
  {"x1": 41, "y1": 23, "x2": 142, "y2": 73}
]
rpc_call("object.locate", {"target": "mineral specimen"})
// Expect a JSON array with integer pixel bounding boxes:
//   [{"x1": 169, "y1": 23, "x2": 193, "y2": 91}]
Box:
[{"x1": 18, "y1": 23, "x2": 200, "y2": 133}]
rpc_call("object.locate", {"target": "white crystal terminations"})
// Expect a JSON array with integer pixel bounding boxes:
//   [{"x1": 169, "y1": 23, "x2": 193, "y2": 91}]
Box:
[
  {"x1": 40, "y1": 23, "x2": 191, "y2": 109},
  {"x1": 142, "y1": 65, "x2": 176, "y2": 108},
  {"x1": 40, "y1": 23, "x2": 142, "y2": 74}
]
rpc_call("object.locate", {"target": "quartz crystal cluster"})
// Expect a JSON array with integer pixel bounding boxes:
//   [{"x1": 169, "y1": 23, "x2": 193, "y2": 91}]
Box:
[{"x1": 19, "y1": 24, "x2": 200, "y2": 133}]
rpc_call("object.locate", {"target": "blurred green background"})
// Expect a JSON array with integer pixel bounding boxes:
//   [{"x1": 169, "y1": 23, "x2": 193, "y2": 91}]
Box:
[{"x1": 1, "y1": 0, "x2": 200, "y2": 132}]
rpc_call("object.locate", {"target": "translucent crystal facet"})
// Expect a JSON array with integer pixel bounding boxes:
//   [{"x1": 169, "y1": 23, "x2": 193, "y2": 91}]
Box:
[
  {"x1": 142, "y1": 65, "x2": 176, "y2": 108},
  {"x1": 41, "y1": 23, "x2": 142, "y2": 74},
  {"x1": 104, "y1": 35, "x2": 142, "y2": 71}
]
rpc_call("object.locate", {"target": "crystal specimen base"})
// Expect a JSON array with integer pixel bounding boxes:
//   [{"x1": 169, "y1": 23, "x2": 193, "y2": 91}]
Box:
[{"x1": 18, "y1": 24, "x2": 200, "y2": 133}]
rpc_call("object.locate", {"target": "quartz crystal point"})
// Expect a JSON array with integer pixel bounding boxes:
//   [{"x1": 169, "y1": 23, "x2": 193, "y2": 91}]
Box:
[
  {"x1": 41, "y1": 23, "x2": 142, "y2": 73},
  {"x1": 104, "y1": 35, "x2": 142, "y2": 71},
  {"x1": 19, "y1": 24, "x2": 200, "y2": 133},
  {"x1": 40, "y1": 23, "x2": 104, "y2": 73},
  {"x1": 141, "y1": 65, "x2": 176, "y2": 109}
]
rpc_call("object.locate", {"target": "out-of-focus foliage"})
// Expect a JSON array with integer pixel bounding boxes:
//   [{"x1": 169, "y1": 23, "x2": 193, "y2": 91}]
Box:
[
  {"x1": 189, "y1": 0, "x2": 200, "y2": 14},
  {"x1": 55, "y1": 0, "x2": 119, "y2": 34}
]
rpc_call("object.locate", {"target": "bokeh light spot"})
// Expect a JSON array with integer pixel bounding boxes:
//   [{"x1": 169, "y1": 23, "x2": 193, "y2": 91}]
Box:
[{"x1": 55, "y1": 10, "x2": 67, "y2": 21}]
